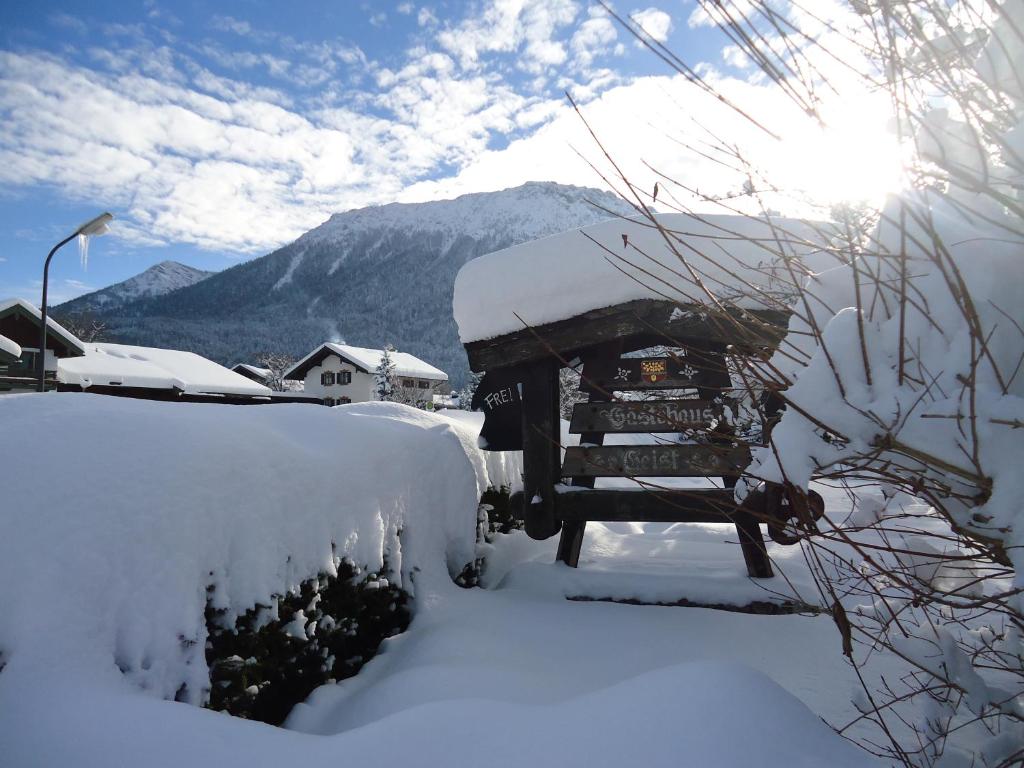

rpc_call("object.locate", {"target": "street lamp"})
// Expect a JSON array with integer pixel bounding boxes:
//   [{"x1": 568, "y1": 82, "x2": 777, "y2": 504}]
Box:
[{"x1": 37, "y1": 212, "x2": 113, "y2": 392}]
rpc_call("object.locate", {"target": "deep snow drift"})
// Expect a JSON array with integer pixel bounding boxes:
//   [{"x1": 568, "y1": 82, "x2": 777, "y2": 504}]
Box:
[{"x1": 0, "y1": 394, "x2": 880, "y2": 767}]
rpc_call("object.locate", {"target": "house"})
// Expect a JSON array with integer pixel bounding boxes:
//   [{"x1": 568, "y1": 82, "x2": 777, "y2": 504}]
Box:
[
  {"x1": 58, "y1": 342, "x2": 279, "y2": 402},
  {"x1": 0, "y1": 298, "x2": 86, "y2": 393},
  {"x1": 231, "y1": 363, "x2": 306, "y2": 393},
  {"x1": 231, "y1": 363, "x2": 274, "y2": 386},
  {"x1": 0, "y1": 297, "x2": 319, "y2": 404},
  {"x1": 284, "y1": 343, "x2": 448, "y2": 406}
]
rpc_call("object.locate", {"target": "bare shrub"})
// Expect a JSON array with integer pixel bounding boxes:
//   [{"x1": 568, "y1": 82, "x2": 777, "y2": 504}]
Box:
[{"x1": 588, "y1": 2, "x2": 1024, "y2": 764}]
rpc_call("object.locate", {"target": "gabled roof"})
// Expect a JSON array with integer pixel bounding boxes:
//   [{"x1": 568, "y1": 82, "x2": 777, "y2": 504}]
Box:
[
  {"x1": 232, "y1": 363, "x2": 273, "y2": 380},
  {"x1": 0, "y1": 333, "x2": 21, "y2": 364},
  {"x1": 284, "y1": 343, "x2": 448, "y2": 382},
  {"x1": 0, "y1": 298, "x2": 86, "y2": 356},
  {"x1": 59, "y1": 343, "x2": 272, "y2": 396}
]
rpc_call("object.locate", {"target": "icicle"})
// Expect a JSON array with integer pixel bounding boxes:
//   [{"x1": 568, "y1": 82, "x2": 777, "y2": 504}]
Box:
[{"x1": 78, "y1": 233, "x2": 90, "y2": 269}]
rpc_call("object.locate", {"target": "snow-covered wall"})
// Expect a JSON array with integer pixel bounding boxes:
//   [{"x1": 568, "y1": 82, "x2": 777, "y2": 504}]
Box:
[{"x1": 0, "y1": 394, "x2": 519, "y2": 705}]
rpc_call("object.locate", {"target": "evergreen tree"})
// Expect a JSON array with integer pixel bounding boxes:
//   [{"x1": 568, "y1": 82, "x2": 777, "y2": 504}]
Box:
[
  {"x1": 374, "y1": 344, "x2": 397, "y2": 401},
  {"x1": 459, "y1": 371, "x2": 483, "y2": 410}
]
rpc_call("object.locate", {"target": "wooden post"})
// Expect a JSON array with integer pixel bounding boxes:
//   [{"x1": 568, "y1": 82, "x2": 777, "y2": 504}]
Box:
[
  {"x1": 556, "y1": 341, "x2": 621, "y2": 567},
  {"x1": 696, "y1": 351, "x2": 773, "y2": 578},
  {"x1": 520, "y1": 360, "x2": 562, "y2": 540}
]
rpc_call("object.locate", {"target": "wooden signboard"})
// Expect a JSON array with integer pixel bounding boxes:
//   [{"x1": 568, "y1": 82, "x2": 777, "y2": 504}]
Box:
[
  {"x1": 471, "y1": 369, "x2": 523, "y2": 451},
  {"x1": 579, "y1": 357, "x2": 729, "y2": 393},
  {"x1": 561, "y1": 443, "x2": 750, "y2": 478},
  {"x1": 568, "y1": 399, "x2": 717, "y2": 434}
]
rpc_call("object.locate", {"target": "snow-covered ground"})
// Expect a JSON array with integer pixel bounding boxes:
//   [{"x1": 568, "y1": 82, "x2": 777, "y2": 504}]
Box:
[{"x1": 1, "y1": 394, "x2": 906, "y2": 767}]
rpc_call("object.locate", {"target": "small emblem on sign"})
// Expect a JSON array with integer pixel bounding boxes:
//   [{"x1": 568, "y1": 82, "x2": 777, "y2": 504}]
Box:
[{"x1": 640, "y1": 359, "x2": 668, "y2": 384}]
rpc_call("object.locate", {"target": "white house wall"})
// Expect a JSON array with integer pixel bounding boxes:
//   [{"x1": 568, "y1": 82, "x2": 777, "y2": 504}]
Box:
[
  {"x1": 303, "y1": 353, "x2": 442, "y2": 405},
  {"x1": 304, "y1": 356, "x2": 374, "y2": 403}
]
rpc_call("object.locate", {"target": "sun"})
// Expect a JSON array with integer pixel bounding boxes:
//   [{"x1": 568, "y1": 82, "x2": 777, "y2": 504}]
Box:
[{"x1": 774, "y1": 90, "x2": 907, "y2": 210}]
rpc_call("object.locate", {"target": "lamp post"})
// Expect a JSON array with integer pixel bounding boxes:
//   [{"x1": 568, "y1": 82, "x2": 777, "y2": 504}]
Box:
[{"x1": 37, "y1": 212, "x2": 113, "y2": 392}]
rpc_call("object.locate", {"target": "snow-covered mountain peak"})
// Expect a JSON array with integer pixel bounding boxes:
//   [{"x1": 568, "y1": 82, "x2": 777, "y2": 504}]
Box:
[
  {"x1": 58, "y1": 260, "x2": 215, "y2": 313},
  {"x1": 300, "y1": 182, "x2": 634, "y2": 251}
]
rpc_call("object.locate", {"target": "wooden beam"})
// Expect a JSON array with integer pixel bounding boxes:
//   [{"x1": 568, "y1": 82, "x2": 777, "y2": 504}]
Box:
[
  {"x1": 578, "y1": 357, "x2": 726, "y2": 394},
  {"x1": 561, "y1": 444, "x2": 750, "y2": 478},
  {"x1": 463, "y1": 299, "x2": 788, "y2": 372},
  {"x1": 557, "y1": 488, "x2": 738, "y2": 523},
  {"x1": 568, "y1": 399, "x2": 718, "y2": 434}
]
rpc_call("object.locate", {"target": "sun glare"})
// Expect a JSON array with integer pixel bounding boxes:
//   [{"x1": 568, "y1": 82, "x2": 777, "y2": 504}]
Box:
[{"x1": 775, "y1": 92, "x2": 906, "y2": 210}]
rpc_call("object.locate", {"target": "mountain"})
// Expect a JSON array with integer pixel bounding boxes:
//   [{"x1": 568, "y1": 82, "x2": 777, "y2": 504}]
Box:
[
  {"x1": 77, "y1": 183, "x2": 637, "y2": 386},
  {"x1": 59, "y1": 261, "x2": 214, "y2": 313}
]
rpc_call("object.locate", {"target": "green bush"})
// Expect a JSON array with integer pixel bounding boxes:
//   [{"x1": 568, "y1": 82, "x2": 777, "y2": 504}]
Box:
[{"x1": 204, "y1": 558, "x2": 410, "y2": 725}]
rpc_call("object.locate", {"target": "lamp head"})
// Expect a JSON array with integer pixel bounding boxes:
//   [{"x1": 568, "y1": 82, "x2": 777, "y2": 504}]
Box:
[{"x1": 76, "y1": 212, "x2": 114, "y2": 237}]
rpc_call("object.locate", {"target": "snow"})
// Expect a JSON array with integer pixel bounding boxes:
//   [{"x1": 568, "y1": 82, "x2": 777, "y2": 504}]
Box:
[
  {"x1": 58, "y1": 342, "x2": 273, "y2": 396},
  {"x1": 287, "y1": 342, "x2": 448, "y2": 381},
  {"x1": 0, "y1": 396, "x2": 517, "y2": 705},
  {"x1": 453, "y1": 212, "x2": 830, "y2": 343},
  {"x1": 0, "y1": 332, "x2": 21, "y2": 361},
  {"x1": 234, "y1": 363, "x2": 273, "y2": 379},
  {"x1": 273, "y1": 248, "x2": 305, "y2": 291},
  {"x1": 0, "y1": 297, "x2": 86, "y2": 354},
  {"x1": 65, "y1": 261, "x2": 213, "y2": 310},
  {"x1": 300, "y1": 181, "x2": 635, "y2": 261},
  {"x1": 0, "y1": 394, "x2": 892, "y2": 768}
]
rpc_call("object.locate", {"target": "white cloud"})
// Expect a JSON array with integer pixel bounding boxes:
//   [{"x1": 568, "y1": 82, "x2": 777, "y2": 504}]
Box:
[
  {"x1": 631, "y1": 7, "x2": 673, "y2": 45},
  {"x1": 571, "y1": 8, "x2": 618, "y2": 69},
  {"x1": 49, "y1": 13, "x2": 88, "y2": 35},
  {"x1": 397, "y1": 2, "x2": 415, "y2": 15},
  {"x1": 1, "y1": 0, "x2": 898, "y2": 263},
  {"x1": 210, "y1": 15, "x2": 256, "y2": 37},
  {"x1": 436, "y1": 0, "x2": 579, "y2": 74},
  {"x1": 418, "y1": 7, "x2": 439, "y2": 27}
]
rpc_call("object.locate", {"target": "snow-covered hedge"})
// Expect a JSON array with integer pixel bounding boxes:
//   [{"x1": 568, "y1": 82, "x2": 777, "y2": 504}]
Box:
[
  {"x1": 206, "y1": 560, "x2": 409, "y2": 724},
  {"x1": 0, "y1": 395, "x2": 518, "y2": 713}
]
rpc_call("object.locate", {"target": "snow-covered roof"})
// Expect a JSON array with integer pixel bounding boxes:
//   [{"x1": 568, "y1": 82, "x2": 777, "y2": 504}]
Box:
[
  {"x1": 232, "y1": 363, "x2": 273, "y2": 379},
  {"x1": 0, "y1": 298, "x2": 86, "y2": 355},
  {"x1": 0, "y1": 333, "x2": 22, "y2": 363},
  {"x1": 452, "y1": 213, "x2": 831, "y2": 344},
  {"x1": 59, "y1": 343, "x2": 272, "y2": 396},
  {"x1": 285, "y1": 343, "x2": 448, "y2": 381}
]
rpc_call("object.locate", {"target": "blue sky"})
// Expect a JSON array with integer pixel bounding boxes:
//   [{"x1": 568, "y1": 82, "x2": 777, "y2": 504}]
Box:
[{"x1": 0, "y1": 1, "x2": 892, "y2": 305}]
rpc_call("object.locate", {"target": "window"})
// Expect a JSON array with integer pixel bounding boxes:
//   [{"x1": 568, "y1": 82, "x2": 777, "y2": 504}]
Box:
[
  {"x1": 338, "y1": 396, "x2": 351, "y2": 404},
  {"x1": 417, "y1": 380, "x2": 430, "y2": 389},
  {"x1": 321, "y1": 371, "x2": 336, "y2": 386},
  {"x1": 402, "y1": 378, "x2": 415, "y2": 388},
  {"x1": 338, "y1": 371, "x2": 352, "y2": 384}
]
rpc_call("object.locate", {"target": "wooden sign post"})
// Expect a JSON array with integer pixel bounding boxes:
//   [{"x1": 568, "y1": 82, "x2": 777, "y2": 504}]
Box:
[{"x1": 463, "y1": 298, "x2": 793, "y2": 578}]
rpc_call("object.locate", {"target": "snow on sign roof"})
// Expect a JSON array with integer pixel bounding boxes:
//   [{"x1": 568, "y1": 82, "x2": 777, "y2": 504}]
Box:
[
  {"x1": 285, "y1": 343, "x2": 448, "y2": 381},
  {"x1": 58, "y1": 343, "x2": 272, "y2": 396},
  {"x1": 0, "y1": 333, "x2": 21, "y2": 363},
  {"x1": 0, "y1": 297, "x2": 86, "y2": 355},
  {"x1": 452, "y1": 213, "x2": 832, "y2": 344}
]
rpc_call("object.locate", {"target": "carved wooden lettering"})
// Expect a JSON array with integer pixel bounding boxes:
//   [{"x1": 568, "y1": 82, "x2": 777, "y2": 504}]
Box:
[
  {"x1": 561, "y1": 444, "x2": 750, "y2": 477},
  {"x1": 568, "y1": 400, "x2": 717, "y2": 434}
]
